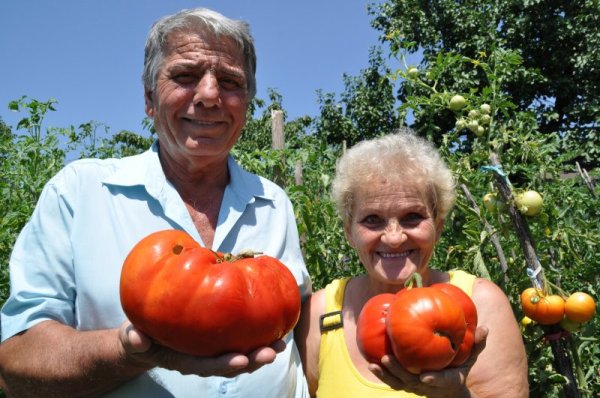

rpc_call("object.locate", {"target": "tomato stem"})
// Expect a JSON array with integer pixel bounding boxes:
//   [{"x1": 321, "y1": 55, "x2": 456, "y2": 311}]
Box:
[
  {"x1": 404, "y1": 273, "x2": 423, "y2": 289},
  {"x1": 172, "y1": 244, "x2": 184, "y2": 255}
]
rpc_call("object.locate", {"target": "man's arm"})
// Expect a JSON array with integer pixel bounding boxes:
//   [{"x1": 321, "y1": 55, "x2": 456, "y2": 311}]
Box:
[
  {"x1": 0, "y1": 320, "x2": 283, "y2": 398},
  {"x1": 0, "y1": 320, "x2": 148, "y2": 398}
]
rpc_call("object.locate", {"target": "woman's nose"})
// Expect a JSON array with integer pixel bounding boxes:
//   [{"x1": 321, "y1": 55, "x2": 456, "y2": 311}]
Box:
[
  {"x1": 381, "y1": 222, "x2": 406, "y2": 247},
  {"x1": 193, "y1": 72, "x2": 220, "y2": 107}
]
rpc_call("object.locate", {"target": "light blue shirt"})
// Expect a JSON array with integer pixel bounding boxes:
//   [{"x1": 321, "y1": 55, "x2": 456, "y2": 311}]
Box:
[{"x1": 1, "y1": 143, "x2": 312, "y2": 397}]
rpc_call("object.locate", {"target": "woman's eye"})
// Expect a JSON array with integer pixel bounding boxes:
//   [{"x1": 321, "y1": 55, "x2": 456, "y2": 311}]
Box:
[
  {"x1": 402, "y1": 213, "x2": 425, "y2": 225},
  {"x1": 361, "y1": 215, "x2": 381, "y2": 226}
]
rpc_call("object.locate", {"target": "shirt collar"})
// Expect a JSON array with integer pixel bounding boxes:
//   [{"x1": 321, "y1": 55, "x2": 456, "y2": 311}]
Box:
[{"x1": 102, "y1": 140, "x2": 275, "y2": 203}]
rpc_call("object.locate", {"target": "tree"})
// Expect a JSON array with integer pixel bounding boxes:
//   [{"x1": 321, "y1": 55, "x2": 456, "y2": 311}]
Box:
[
  {"x1": 369, "y1": 0, "x2": 600, "y2": 167},
  {"x1": 314, "y1": 47, "x2": 399, "y2": 147}
]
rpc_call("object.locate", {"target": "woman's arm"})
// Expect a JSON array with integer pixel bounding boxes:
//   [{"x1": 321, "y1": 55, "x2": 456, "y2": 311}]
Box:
[
  {"x1": 466, "y1": 278, "x2": 529, "y2": 397},
  {"x1": 294, "y1": 289, "x2": 325, "y2": 397}
]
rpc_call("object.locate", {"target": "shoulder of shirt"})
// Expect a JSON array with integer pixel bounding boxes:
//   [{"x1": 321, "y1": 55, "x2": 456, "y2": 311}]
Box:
[
  {"x1": 228, "y1": 156, "x2": 290, "y2": 203},
  {"x1": 47, "y1": 152, "x2": 147, "y2": 191}
]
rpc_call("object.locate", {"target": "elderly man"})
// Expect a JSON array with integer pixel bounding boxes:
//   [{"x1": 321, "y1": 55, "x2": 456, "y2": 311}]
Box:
[{"x1": 0, "y1": 8, "x2": 311, "y2": 397}]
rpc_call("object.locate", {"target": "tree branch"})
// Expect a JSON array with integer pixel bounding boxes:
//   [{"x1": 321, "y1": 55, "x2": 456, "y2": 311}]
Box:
[{"x1": 460, "y1": 183, "x2": 509, "y2": 286}]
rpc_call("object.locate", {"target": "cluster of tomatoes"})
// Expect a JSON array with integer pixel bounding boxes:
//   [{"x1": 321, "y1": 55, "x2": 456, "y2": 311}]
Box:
[
  {"x1": 483, "y1": 189, "x2": 544, "y2": 217},
  {"x1": 449, "y1": 94, "x2": 492, "y2": 138},
  {"x1": 520, "y1": 288, "x2": 596, "y2": 332}
]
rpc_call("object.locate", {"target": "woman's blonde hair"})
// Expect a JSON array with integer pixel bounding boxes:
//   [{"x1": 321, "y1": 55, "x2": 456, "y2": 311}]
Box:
[{"x1": 331, "y1": 128, "x2": 456, "y2": 226}]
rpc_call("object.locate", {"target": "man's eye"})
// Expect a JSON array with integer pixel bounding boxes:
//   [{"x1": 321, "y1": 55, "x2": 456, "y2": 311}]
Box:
[
  {"x1": 219, "y1": 77, "x2": 244, "y2": 91},
  {"x1": 173, "y1": 74, "x2": 196, "y2": 84}
]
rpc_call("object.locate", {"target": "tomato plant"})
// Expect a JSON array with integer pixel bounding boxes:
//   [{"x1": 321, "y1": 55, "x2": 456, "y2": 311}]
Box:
[
  {"x1": 120, "y1": 229, "x2": 301, "y2": 356},
  {"x1": 386, "y1": 285, "x2": 467, "y2": 374},
  {"x1": 356, "y1": 293, "x2": 396, "y2": 363},
  {"x1": 520, "y1": 288, "x2": 565, "y2": 325},
  {"x1": 564, "y1": 292, "x2": 596, "y2": 323}
]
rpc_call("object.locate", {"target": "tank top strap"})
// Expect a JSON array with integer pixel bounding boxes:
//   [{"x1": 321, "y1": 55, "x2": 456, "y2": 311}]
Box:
[
  {"x1": 319, "y1": 278, "x2": 350, "y2": 333},
  {"x1": 448, "y1": 269, "x2": 477, "y2": 297}
]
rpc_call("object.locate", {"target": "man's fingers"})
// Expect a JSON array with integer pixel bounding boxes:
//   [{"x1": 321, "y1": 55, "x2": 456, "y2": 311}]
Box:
[
  {"x1": 119, "y1": 322, "x2": 153, "y2": 354},
  {"x1": 117, "y1": 321, "x2": 284, "y2": 378}
]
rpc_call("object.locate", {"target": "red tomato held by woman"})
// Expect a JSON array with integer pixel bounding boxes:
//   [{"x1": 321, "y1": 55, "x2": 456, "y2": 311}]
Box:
[
  {"x1": 387, "y1": 286, "x2": 467, "y2": 374},
  {"x1": 119, "y1": 229, "x2": 301, "y2": 356},
  {"x1": 357, "y1": 293, "x2": 397, "y2": 364},
  {"x1": 431, "y1": 283, "x2": 478, "y2": 367}
]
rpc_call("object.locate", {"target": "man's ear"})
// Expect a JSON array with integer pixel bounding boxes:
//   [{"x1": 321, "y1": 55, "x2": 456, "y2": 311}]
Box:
[{"x1": 144, "y1": 89, "x2": 155, "y2": 117}]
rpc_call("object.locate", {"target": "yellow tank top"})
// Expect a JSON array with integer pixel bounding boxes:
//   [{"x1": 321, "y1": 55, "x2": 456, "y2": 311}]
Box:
[{"x1": 316, "y1": 270, "x2": 476, "y2": 398}]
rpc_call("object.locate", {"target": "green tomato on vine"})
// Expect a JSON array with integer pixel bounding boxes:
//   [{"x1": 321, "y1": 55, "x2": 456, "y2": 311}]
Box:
[
  {"x1": 407, "y1": 67, "x2": 419, "y2": 79},
  {"x1": 449, "y1": 95, "x2": 466, "y2": 111}
]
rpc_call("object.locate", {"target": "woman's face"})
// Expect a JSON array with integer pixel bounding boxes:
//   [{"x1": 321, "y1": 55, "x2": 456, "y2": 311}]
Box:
[
  {"x1": 145, "y1": 30, "x2": 249, "y2": 168},
  {"x1": 345, "y1": 178, "x2": 442, "y2": 290}
]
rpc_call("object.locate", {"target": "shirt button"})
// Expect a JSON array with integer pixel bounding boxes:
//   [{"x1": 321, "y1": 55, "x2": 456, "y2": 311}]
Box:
[{"x1": 219, "y1": 382, "x2": 227, "y2": 394}]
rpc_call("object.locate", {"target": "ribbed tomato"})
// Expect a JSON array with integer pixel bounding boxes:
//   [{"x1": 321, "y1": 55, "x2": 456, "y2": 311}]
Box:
[
  {"x1": 120, "y1": 229, "x2": 301, "y2": 356},
  {"x1": 520, "y1": 288, "x2": 565, "y2": 325},
  {"x1": 431, "y1": 283, "x2": 477, "y2": 366},
  {"x1": 386, "y1": 286, "x2": 467, "y2": 374},
  {"x1": 357, "y1": 293, "x2": 396, "y2": 364}
]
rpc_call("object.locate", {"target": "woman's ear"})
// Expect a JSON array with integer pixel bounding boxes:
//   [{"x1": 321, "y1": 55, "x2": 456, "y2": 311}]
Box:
[
  {"x1": 144, "y1": 89, "x2": 155, "y2": 117},
  {"x1": 344, "y1": 221, "x2": 355, "y2": 248},
  {"x1": 435, "y1": 219, "x2": 445, "y2": 242}
]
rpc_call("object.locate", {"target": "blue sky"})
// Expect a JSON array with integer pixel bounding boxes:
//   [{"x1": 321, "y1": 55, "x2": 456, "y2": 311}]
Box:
[{"x1": 0, "y1": 1, "x2": 413, "y2": 137}]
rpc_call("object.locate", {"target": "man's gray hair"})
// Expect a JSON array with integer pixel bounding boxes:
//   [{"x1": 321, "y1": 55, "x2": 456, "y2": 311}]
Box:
[{"x1": 142, "y1": 8, "x2": 257, "y2": 98}]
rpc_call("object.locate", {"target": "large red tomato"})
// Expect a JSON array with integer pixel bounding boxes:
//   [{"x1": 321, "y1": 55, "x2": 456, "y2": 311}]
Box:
[
  {"x1": 431, "y1": 283, "x2": 478, "y2": 366},
  {"x1": 119, "y1": 229, "x2": 301, "y2": 356},
  {"x1": 386, "y1": 286, "x2": 467, "y2": 374},
  {"x1": 357, "y1": 293, "x2": 397, "y2": 363}
]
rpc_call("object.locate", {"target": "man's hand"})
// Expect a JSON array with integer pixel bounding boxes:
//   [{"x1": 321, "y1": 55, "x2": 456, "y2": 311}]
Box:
[{"x1": 118, "y1": 321, "x2": 285, "y2": 377}]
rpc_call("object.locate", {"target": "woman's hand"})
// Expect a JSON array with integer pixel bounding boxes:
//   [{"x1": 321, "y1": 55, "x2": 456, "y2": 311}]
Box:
[
  {"x1": 368, "y1": 326, "x2": 488, "y2": 397},
  {"x1": 118, "y1": 321, "x2": 285, "y2": 377}
]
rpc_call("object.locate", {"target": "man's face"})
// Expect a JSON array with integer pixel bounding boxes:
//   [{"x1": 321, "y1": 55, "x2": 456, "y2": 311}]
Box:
[{"x1": 145, "y1": 30, "x2": 249, "y2": 167}]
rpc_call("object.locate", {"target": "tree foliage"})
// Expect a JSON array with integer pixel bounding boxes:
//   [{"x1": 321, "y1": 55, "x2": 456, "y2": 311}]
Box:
[
  {"x1": 314, "y1": 47, "x2": 398, "y2": 147},
  {"x1": 369, "y1": 0, "x2": 600, "y2": 167}
]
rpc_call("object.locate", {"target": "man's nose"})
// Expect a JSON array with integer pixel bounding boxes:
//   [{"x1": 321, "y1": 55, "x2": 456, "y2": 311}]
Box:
[{"x1": 193, "y1": 72, "x2": 220, "y2": 107}]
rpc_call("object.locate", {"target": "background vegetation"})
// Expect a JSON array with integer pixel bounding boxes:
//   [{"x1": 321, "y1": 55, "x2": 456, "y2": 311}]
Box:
[{"x1": 1, "y1": 1, "x2": 598, "y2": 396}]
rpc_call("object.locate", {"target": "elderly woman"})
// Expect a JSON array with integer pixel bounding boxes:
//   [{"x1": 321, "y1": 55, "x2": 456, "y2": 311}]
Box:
[
  {"x1": 0, "y1": 8, "x2": 311, "y2": 397},
  {"x1": 295, "y1": 130, "x2": 528, "y2": 397}
]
